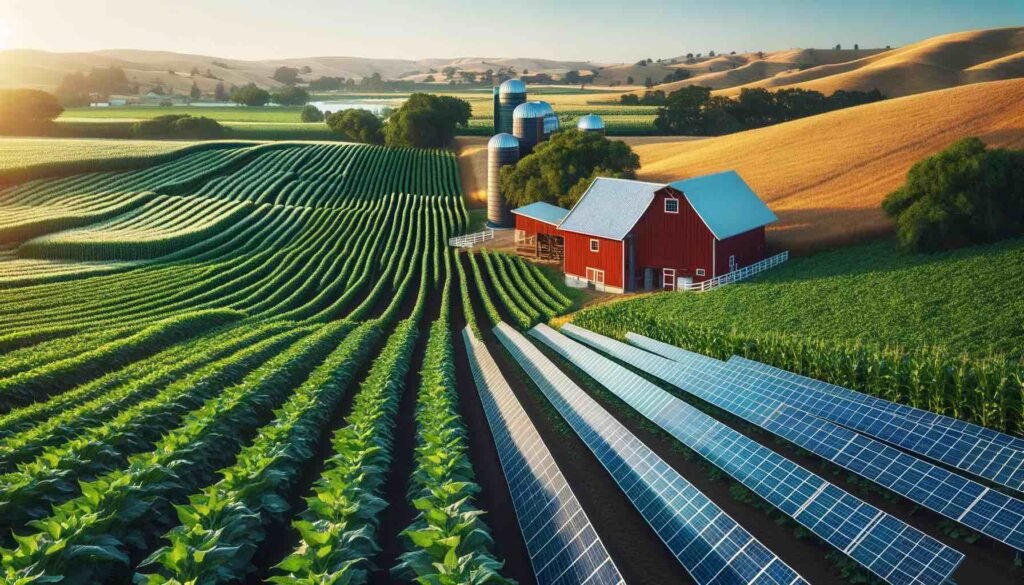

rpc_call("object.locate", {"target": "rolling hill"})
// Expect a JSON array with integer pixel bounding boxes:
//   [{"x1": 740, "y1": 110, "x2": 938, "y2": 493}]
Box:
[
  {"x1": 632, "y1": 78, "x2": 1024, "y2": 253},
  {"x1": 716, "y1": 27, "x2": 1024, "y2": 98}
]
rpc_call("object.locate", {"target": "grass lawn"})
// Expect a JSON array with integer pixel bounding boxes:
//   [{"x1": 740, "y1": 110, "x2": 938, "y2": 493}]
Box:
[{"x1": 572, "y1": 237, "x2": 1024, "y2": 358}]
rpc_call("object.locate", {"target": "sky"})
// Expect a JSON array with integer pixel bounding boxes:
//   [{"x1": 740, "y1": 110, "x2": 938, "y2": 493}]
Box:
[{"x1": 0, "y1": 0, "x2": 1020, "y2": 62}]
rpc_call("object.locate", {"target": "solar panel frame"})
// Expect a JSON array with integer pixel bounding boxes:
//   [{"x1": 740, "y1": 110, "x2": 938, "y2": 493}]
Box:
[
  {"x1": 494, "y1": 323, "x2": 807, "y2": 585},
  {"x1": 553, "y1": 324, "x2": 966, "y2": 585},
  {"x1": 462, "y1": 328, "x2": 625, "y2": 585}
]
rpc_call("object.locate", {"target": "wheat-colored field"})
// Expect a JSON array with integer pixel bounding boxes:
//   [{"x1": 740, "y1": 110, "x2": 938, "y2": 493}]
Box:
[
  {"x1": 633, "y1": 79, "x2": 1024, "y2": 253},
  {"x1": 719, "y1": 27, "x2": 1024, "y2": 98}
]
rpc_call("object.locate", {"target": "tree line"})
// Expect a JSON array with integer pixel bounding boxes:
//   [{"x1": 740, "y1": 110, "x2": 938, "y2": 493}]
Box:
[{"x1": 624, "y1": 86, "x2": 886, "y2": 136}]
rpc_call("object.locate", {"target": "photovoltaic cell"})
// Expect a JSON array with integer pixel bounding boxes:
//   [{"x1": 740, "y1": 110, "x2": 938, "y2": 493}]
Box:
[
  {"x1": 494, "y1": 323, "x2": 807, "y2": 585},
  {"x1": 614, "y1": 330, "x2": 1024, "y2": 551},
  {"x1": 549, "y1": 324, "x2": 964, "y2": 585},
  {"x1": 462, "y1": 328, "x2": 624, "y2": 585}
]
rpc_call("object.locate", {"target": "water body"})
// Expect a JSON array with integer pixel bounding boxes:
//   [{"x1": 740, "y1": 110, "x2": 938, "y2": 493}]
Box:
[{"x1": 308, "y1": 100, "x2": 403, "y2": 115}]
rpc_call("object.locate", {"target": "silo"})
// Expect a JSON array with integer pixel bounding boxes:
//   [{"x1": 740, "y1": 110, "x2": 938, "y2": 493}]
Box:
[
  {"x1": 577, "y1": 114, "x2": 605, "y2": 135},
  {"x1": 491, "y1": 86, "x2": 500, "y2": 134},
  {"x1": 512, "y1": 101, "x2": 549, "y2": 156},
  {"x1": 497, "y1": 79, "x2": 527, "y2": 135},
  {"x1": 487, "y1": 133, "x2": 520, "y2": 228}
]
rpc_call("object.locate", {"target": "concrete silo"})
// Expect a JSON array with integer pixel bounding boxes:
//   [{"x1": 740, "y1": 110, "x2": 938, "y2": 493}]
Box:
[
  {"x1": 486, "y1": 133, "x2": 520, "y2": 228},
  {"x1": 577, "y1": 114, "x2": 605, "y2": 135},
  {"x1": 512, "y1": 101, "x2": 551, "y2": 156},
  {"x1": 497, "y1": 79, "x2": 527, "y2": 135}
]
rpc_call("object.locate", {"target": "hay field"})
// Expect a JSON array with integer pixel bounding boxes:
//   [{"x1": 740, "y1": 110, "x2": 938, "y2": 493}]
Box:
[
  {"x1": 720, "y1": 27, "x2": 1024, "y2": 98},
  {"x1": 633, "y1": 78, "x2": 1024, "y2": 253},
  {"x1": 0, "y1": 137, "x2": 195, "y2": 172}
]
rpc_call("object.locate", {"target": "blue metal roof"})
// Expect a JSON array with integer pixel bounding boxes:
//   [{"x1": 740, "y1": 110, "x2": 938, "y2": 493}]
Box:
[
  {"x1": 669, "y1": 171, "x2": 778, "y2": 240},
  {"x1": 512, "y1": 201, "x2": 569, "y2": 225}
]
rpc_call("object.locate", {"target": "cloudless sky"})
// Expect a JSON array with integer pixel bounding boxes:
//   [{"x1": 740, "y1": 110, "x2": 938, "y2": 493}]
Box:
[{"x1": 0, "y1": 0, "x2": 1020, "y2": 62}]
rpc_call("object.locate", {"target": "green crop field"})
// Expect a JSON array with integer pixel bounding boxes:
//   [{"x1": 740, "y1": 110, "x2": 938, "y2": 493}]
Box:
[
  {"x1": 2, "y1": 137, "x2": 1022, "y2": 584},
  {"x1": 62, "y1": 106, "x2": 309, "y2": 123},
  {"x1": 0, "y1": 137, "x2": 197, "y2": 173},
  {"x1": 571, "y1": 238, "x2": 1024, "y2": 433}
]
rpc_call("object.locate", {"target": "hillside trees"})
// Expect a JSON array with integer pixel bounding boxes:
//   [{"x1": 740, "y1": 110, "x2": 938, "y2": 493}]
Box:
[
  {"x1": 500, "y1": 129, "x2": 640, "y2": 208},
  {"x1": 384, "y1": 93, "x2": 470, "y2": 148},
  {"x1": 326, "y1": 109, "x2": 384, "y2": 144},
  {"x1": 883, "y1": 137, "x2": 1024, "y2": 252},
  {"x1": 231, "y1": 85, "x2": 271, "y2": 106},
  {"x1": 55, "y1": 66, "x2": 130, "y2": 106},
  {"x1": 272, "y1": 66, "x2": 301, "y2": 85},
  {"x1": 130, "y1": 115, "x2": 227, "y2": 139},
  {"x1": 271, "y1": 86, "x2": 310, "y2": 106},
  {"x1": 0, "y1": 90, "x2": 64, "y2": 134}
]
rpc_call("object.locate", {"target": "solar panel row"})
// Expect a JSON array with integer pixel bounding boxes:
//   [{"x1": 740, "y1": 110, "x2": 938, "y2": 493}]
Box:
[
  {"x1": 495, "y1": 323, "x2": 807, "y2": 585},
  {"x1": 728, "y1": 357, "x2": 1024, "y2": 489},
  {"x1": 551, "y1": 324, "x2": 964, "y2": 585},
  {"x1": 627, "y1": 334, "x2": 1024, "y2": 492},
  {"x1": 462, "y1": 328, "x2": 624, "y2": 585},
  {"x1": 616, "y1": 330, "x2": 1024, "y2": 552}
]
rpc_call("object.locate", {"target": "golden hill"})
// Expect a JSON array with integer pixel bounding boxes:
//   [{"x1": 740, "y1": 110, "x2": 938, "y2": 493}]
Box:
[
  {"x1": 720, "y1": 27, "x2": 1024, "y2": 98},
  {"x1": 633, "y1": 78, "x2": 1024, "y2": 253}
]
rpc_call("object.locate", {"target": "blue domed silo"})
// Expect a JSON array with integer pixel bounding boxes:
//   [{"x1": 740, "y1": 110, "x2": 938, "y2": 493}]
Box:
[
  {"x1": 577, "y1": 113, "x2": 605, "y2": 135},
  {"x1": 497, "y1": 79, "x2": 527, "y2": 135},
  {"x1": 513, "y1": 101, "x2": 551, "y2": 155},
  {"x1": 540, "y1": 102, "x2": 560, "y2": 138},
  {"x1": 487, "y1": 133, "x2": 520, "y2": 228}
]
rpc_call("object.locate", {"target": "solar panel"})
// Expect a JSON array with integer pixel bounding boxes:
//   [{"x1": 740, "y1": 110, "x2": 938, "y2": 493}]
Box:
[
  {"x1": 462, "y1": 328, "x2": 624, "y2": 585},
  {"x1": 727, "y1": 356, "x2": 1024, "y2": 484},
  {"x1": 614, "y1": 332, "x2": 1024, "y2": 551},
  {"x1": 494, "y1": 323, "x2": 807, "y2": 585},
  {"x1": 551, "y1": 324, "x2": 965, "y2": 585}
]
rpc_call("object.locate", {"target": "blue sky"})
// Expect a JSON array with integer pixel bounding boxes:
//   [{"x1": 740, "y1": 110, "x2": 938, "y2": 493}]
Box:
[{"x1": 0, "y1": 0, "x2": 1020, "y2": 61}]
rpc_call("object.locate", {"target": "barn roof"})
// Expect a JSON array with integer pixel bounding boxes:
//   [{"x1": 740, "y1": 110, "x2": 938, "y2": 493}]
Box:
[
  {"x1": 669, "y1": 171, "x2": 778, "y2": 240},
  {"x1": 556, "y1": 177, "x2": 665, "y2": 240},
  {"x1": 512, "y1": 201, "x2": 569, "y2": 226}
]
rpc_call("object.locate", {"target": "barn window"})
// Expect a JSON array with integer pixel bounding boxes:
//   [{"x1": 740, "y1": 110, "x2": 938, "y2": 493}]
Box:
[
  {"x1": 589, "y1": 239, "x2": 600, "y2": 252},
  {"x1": 664, "y1": 198, "x2": 679, "y2": 214},
  {"x1": 695, "y1": 268, "x2": 706, "y2": 276}
]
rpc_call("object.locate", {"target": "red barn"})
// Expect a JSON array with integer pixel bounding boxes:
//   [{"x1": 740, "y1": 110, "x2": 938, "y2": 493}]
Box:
[{"x1": 512, "y1": 171, "x2": 778, "y2": 293}]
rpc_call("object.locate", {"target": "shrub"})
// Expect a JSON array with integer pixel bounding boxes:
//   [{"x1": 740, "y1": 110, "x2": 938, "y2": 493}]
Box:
[
  {"x1": 883, "y1": 137, "x2": 1024, "y2": 252},
  {"x1": 325, "y1": 108, "x2": 383, "y2": 144},
  {"x1": 300, "y1": 104, "x2": 324, "y2": 122},
  {"x1": 231, "y1": 85, "x2": 270, "y2": 106},
  {"x1": 0, "y1": 89, "x2": 63, "y2": 134},
  {"x1": 130, "y1": 115, "x2": 227, "y2": 139}
]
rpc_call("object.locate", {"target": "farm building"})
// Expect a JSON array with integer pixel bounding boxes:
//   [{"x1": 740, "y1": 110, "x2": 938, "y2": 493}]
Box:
[{"x1": 513, "y1": 171, "x2": 778, "y2": 293}]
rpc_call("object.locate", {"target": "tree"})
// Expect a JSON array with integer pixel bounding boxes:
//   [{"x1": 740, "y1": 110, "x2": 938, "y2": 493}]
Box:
[
  {"x1": 0, "y1": 89, "x2": 63, "y2": 134},
  {"x1": 442, "y1": 66, "x2": 458, "y2": 80},
  {"x1": 459, "y1": 71, "x2": 477, "y2": 83},
  {"x1": 563, "y1": 70, "x2": 581, "y2": 85},
  {"x1": 499, "y1": 130, "x2": 641, "y2": 208},
  {"x1": 384, "y1": 93, "x2": 471, "y2": 148},
  {"x1": 654, "y1": 86, "x2": 712, "y2": 135},
  {"x1": 626, "y1": 75, "x2": 634, "y2": 85},
  {"x1": 882, "y1": 138, "x2": 1024, "y2": 252},
  {"x1": 131, "y1": 115, "x2": 226, "y2": 139},
  {"x1": 272, "y1": 86, "x2": 310, "y2": 106},
  {"x1": 301, "y1": 66, "x2": 312, "y2": 74},
  {"x1": 308, "y1": 76, "x2": 345, "y2": 91},
  {"x1": 663, "y1": 69, "x2": 690, "y2": 84},
  {"x1": 231, "y1": 85, "x2": 270, "y2": 106},
  {"x1": 620, "y1": 94, "x2": 640, "y2": 105},
  {"x1": 644, "y1": 76, "x2": 654, "y2": 88},
  {"x1": 214, "y1": 81, "x2": 228, "y2": 102},
  {"x1": 273, "y1": 66, "x2": 301, "y2": 85},
  {"x1": 189, "y1": 82, "x2": 201, "y2": 101},
  {"x1": 423, "y1": 74, "x2": 436, "y2": 83},
  {"x1": 709, "y1": 50, "x2": 716, "y2": 57},
  {"x1": 326, "y1": 109, "x2": 384, "y2": 144},
  {"x1": 301, "y1": 105, "x2": 324, "y2": 123},
  {"x1": 854, "y1": 43, "x2": 860, "y2": 50}
]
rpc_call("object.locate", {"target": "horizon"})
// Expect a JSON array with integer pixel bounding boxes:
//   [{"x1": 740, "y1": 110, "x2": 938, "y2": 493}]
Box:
[{"x1": 0, "y1": 1, "x2": 1020, "y2": 63}]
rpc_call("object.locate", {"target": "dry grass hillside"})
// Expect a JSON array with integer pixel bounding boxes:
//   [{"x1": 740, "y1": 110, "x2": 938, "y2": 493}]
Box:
[
  {"x1": 721, "y1": 27, "x2": 1024, "y2": 98},
  {"x1": 633, "y1": 78, "x2": 1024, "y2": 253}
]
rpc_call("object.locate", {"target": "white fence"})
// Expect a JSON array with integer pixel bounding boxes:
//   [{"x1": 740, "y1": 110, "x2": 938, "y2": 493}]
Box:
[
  {"x1": 681, "y1": 251, "x2": 789, "y2": 292},
  {"x1": 448, "y1": 229, "x2": 494, "y2": 248}
]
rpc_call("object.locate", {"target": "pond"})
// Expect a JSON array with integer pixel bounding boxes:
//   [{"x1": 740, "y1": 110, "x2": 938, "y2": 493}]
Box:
[{"x1": 308, "y1": 100, "x2": 403, "y2": 115}]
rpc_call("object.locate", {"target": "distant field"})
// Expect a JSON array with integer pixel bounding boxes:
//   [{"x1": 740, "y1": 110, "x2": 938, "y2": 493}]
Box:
[
  {"x1": 0, "y1": 137, "x2": 195, "y2": 172},
  {"x1": 631, "y1": 78, "x2": 1024, "y2": 253},
  {"x1": 62, "y1": 106, "x2": 307, "y2": 123}
]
